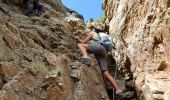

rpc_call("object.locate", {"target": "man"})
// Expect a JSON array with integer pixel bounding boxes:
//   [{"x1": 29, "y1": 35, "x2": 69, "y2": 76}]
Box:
[
  {"x1": 76, "y1": 29, "x2": 122, "y2": 94},
  {"x1": 23, "y1": 0, "x2": 44, "y2": 16}
]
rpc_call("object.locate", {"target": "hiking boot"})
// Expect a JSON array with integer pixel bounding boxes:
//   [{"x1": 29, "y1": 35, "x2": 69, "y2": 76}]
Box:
[
  {"x1": 23, "y1": 9, "x2": 33, "y2": 16},
  {"x1": 115, "y1": 90, "x2": 123, "y2": 95},
  {"x1": 82, "y1": 58, "x2": 90, "y2": 66},
  {"x1": 36, "y1": 5, "x2": 45, "y2": 16},
  {"x1": 36, "y1": 10, "x2": 42, "y2": 16}
]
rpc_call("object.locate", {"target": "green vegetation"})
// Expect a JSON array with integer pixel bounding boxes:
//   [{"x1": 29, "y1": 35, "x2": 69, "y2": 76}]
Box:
[
  {"x1": 95, "y1": 11, "x2": 106, "y2": 23},
  {"x1": 86, "y1": 11, "x2": 106, "y2": 28},
  {"x1": 30, "y1": 62, "x2": 47, "y2": 74},
  {"x1": 86, "y1": 22, "x2": 92, "y2": 28},
  {"x1": 46, "y1": 67, "x2": 61, "y2": 78},
  {"x1": 0, "y1": 90, "x2": 5, "y2": 96}
]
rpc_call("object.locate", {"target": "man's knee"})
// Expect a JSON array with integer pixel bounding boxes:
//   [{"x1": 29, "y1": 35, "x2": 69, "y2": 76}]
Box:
[
  {"x1": 78, "y1": 44, "x2": 88, "y2": 49},
  {"x1": 38, "y1": 5, "x2": 45, "y2": 12},
  {"x1": 27, "y1": 3, "x2": 34, "y2": 10},
  {"x1": 78, "y1": 43, "x2": 82, "y2": 48},
  {"x1": 28, "y1": 4, "x2": 34, "y2": 10},
  {"x1": 102, "y1": 70, "x2": 109, "y2": 77}
]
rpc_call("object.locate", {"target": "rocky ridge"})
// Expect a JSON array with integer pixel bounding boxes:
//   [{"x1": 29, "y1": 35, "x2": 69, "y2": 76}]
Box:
[
  {"x1": 102, "y1": 0, "x2": 170, "y2": 100},
  {"x1": 0, "y1": 0, "x2": 109, "y2": 100}
]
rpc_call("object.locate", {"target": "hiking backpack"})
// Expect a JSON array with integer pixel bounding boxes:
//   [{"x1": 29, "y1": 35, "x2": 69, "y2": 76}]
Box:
[{"x1": 98, "y1": 32, "x2": 115, "y2": 52}]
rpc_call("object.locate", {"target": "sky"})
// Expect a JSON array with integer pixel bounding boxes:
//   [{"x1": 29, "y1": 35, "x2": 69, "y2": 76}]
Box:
[{"x1": 61, "y1": 0, "x2": 102, "y2": 22}]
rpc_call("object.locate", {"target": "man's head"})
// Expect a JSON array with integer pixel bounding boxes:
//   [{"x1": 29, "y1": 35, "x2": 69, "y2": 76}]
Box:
[
  {"x1": 82, "y1": 29, "x2": 91, "y2": 35},
  {"x1": 89, "y1": 18, "x2": 94, "y2": 22}
]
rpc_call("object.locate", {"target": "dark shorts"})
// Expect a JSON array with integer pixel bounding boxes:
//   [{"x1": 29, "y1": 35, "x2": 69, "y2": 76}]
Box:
[{"x1": 87, "y1": 44, "x2": 108, "y2": 72}]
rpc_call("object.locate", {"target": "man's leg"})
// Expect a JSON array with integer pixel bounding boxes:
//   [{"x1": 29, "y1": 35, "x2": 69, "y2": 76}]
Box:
[
  {"x1": 84, "y1": 44, "x2": 122, "y2": 93},
  {"x1": 36, "y1": 5, "x2": 44, "y2": 16},
  {"x1": 34, "y1": 0, "x2": 45, "y2": 16},
  {"x1": 102, "y1": 71, "x2": 122, "y2": 93},
  {"x1": 92, "y1": 47, "x2": 118, "y2": 89},
  {"x1": 77, "y1": 43, "x2": 90, "y2": 65},
  {"x1": 78, "y1": 43, "x2": 89, "y2": 58},
  {"x1": 23, "y1": 0, "x2": 34, "y2": 16}
]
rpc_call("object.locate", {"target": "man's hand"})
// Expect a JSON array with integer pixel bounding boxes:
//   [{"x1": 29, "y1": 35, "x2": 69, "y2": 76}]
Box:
[
  {"x1": 74, "y1": 36, "x2": 79, "y2": 42},
  {"x1": 74, "y1": 36, "x2": 79, "y2": 40}
]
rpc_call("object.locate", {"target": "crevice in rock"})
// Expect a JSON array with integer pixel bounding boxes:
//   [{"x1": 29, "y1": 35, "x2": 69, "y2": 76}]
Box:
[
  {"x1": 107, "y1": 55, "x2": 137, "y2": 100},
  {"x1": 103, "y1": 0, "x2": 170, "y2": 99},
  {"x1": 152, "y1": 31, "x2": 164, "y2": 56},
  {"x1": 167, "y1": 0, "x2": 170, "y2": 7},
  {"x1": 157, "y1": 61, "x2": 168, "y2": 71},
  {"x1": 0, "y1": 75, "x2": 7, "y2": 90},
  {"x1": 147, "y1": 15, "x2": 154, "y2": 24},
  {"x1": 124, "y1": 56, "x2": 133, "y2": 80}
]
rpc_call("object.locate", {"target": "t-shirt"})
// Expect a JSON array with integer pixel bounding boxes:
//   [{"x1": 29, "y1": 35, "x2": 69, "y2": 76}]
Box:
[{"x1": 89, "y1": 32, "x2": 100, "y2": 44}]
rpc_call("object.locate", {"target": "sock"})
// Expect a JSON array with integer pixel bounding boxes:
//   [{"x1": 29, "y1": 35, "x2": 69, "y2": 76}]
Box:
[{"x1": 83, "y1": 55, "x2": 90, "y2": 58}]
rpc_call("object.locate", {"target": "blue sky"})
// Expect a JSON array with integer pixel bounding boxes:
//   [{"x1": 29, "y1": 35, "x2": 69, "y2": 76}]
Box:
[{"x1": 61, "y1": 0, "x2": 102, "y2": 22}]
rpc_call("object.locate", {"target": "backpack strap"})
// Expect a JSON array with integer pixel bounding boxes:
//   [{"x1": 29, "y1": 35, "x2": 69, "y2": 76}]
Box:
[{"x1": 89, "y1": 32, "x2": 100, "y2": 44}]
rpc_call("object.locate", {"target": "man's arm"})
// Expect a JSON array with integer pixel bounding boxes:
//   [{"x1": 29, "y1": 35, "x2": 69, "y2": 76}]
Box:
[{"x1": 76, "y1": 32, "x2": 93, "y2": 43}]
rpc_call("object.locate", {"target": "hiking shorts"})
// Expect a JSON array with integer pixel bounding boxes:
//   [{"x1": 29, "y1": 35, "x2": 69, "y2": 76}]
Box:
[{"x1": 87, "y1": 44, "x2": 108, "y2": 72}]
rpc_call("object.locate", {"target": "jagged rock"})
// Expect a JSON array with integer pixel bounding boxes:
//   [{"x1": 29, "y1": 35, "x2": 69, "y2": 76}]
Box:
[
  {"x1": 65, "y1": 15, "x2": 85, "y2": 31},
  {"x1": 28, "y1": 62, "x2": 45, "y2": 76},
  {"x1": 0, "y1": 62, "x2": 17, "y2": 80},
  {"x1": 70, "y1": 66, "x2": 81, "y2": 81},
  {"x1": 103, "y1": 0, "x2": 170, "y2": 99},
  {"x1": 0, "y1": 78, "x2": 5, "y2": 89},
  {"x1": 164, "y1": 91, "x2": 170, "y2": 100},
  {"x1": 1, "y1": 26, "x2": 20, "y2": 49},
  {"x1": 125, "y1": 80, "x2": 135, "y2": 90},
  {"x1": 143, "y1": 72, "x2": 170, "y2": 100},
  {"x1": 0, "y1": 1, "x2": 110, "y2": 100},
  {"x1": 67, "y1": 9, "x2": 84, "y2": 20},
  {"x1": 45, "y1": 68, "x2": 61, "y2": 79},
  {"x1": 43, "y1": 0, "x2": 66, "y2": 12},
  {"x1": 118, "y1": 91, "x2": 135, "y2": 99},
  {"x1": 86, "y1": 20, "x2": 105, "y2": 32},
  {"x1": 152, "y1": 93, "x2": 163, "y2": 100},
  {"x1": 70, "y1": 61, "x2": 81, "y2": 69},
  {"x1": 44, "y1": 68, "x2": 66, "y2": 100},
  {"x1": 4, "y1": 0, "x2": 20, "y2": 5}
]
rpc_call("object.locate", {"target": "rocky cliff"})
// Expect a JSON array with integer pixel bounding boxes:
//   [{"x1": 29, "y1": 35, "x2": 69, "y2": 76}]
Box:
[
  {"x1": 0, "y1": 0, "x2": 109, "y2": 100},
  {"x1": 103, "y1": 0, "x2": 170, "y2": 100}
]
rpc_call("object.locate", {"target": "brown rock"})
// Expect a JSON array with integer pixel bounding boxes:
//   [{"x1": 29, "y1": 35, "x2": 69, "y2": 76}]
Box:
[
  {"x1": 103, "y1": 0, "x2": 170, "y2": 99},
  {"x1": 0, "y1": 62, "x2": 17, "y2": 79},
  {"x1": 164, "y1": 91, "x2": 170, "y2": 100},
  {"x1": 0, "y1": 0, "x2": 111, "y2": 100},
  {"x1": 153, "y1": 93, "x2": 163, "y2": 100}
]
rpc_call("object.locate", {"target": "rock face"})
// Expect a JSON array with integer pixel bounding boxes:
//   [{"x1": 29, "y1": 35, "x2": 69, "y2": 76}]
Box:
[
  {"x1": 103, "y1": 0, "x2": 170, "y2": 100},
  {"x1": 0, "y1": 0, "x2": 109, "y2": 100}
]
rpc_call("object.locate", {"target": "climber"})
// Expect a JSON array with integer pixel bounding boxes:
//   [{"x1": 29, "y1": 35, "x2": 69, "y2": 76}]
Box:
[
  {"x1": 75, "y1": 29, "x2": 122, "y2": 95},
  {"x1": 22, "y1": 0, "x2": 45, "y2": 16}
]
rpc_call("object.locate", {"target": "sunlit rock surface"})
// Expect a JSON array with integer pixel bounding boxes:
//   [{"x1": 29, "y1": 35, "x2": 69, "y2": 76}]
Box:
[
  {"x1": 0, "y1": 0, "x2": 109, "y2": 100},
  {"x1": 103, "y1": 0, "x2": 170, "y2": 99}
]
